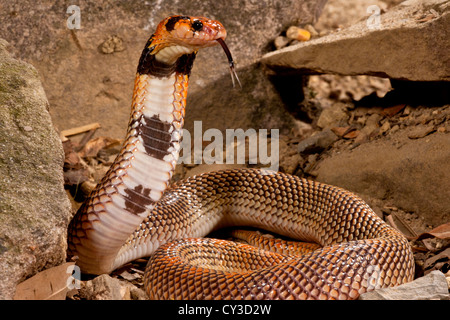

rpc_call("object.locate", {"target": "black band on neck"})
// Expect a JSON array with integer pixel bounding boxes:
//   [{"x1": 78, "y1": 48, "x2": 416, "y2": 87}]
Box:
[
  {"x1": 175, "y1": 52, "x2": 197, "y2": 77},
  {"x1": 137, "y1": 36, "x2": 197, "y2": 78}
]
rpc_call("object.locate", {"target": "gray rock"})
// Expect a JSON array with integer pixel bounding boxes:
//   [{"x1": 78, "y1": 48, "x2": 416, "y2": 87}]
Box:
[
  {"x1": 316, "y1": 102, "x2": 349, "y2": 129},
  {"x1": 314, "y1": 0, "x2": 390, "y2": 31},
  {"x1": 407, "y1": 125, "x2": 435, "y2": 139},
  {"x1": 262, "y1": 0, "x2": 450, "y2": 81},
  {"x1": 315, "y1": 130, "x2": 450, "y2": 226},
  {"x1": 359, "y1": 271, "x2": 450, "y2": 300},
  {"x1": 185, "y1": 65, "x2": 298, "y2": 136},
  {"x1": 0, "y1": 39, "x2": 72, "y2": 299},
  {"x1": 363, "y1": 113, "x2": 383, "y2": 133}
]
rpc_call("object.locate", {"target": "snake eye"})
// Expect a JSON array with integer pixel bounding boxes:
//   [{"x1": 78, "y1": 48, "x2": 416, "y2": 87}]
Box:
[{"x1": 192, "y1": 20, "x2": 203, "y2": 32}]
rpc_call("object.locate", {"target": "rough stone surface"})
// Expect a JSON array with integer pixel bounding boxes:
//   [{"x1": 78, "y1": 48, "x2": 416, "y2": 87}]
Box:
[
  {"x1": 316, "y1": 102, "x2": 349, "y2": 129},
  {"x1": 0, "y1": 0, "x2": 328, "y2": 139},
  {"x1": 0, "y1": 39, "x2": 72, "y2": 299},
  {"x1": 315, "y1": 129, "x2": 450, "y2": 226},
  {"x1": 314, "y1": 0, "x2": 393, "y2": 31},
  {"x1": 359, "y1": 271, "x2": 450, "y2": 300},
  {"x1": 297, "y1": 129, "x2": 338, "y2": 154},
  {"x1": 262, "y1": 0, "x2": 450, "y2": 81},
  {"x1": 186, "y1": 65, "x2": 297, "y2": 136}
]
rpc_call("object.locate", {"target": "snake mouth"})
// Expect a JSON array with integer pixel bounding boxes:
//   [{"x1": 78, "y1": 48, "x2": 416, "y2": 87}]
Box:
[{"x1": 217, "y1": 38, "x2": 241, "y2": 88}]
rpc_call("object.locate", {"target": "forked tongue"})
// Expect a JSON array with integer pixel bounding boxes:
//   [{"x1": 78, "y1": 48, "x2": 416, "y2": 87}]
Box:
[{"x1": 217, "y1": 38, "x2": 242, "y2": 88}]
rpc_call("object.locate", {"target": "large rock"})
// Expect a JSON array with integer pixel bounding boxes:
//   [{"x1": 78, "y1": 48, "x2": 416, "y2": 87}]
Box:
[
  {"x1": 0, "y1": 39, "x2": 72, "y2": 299},
  {"x1": 0, "y1": 0, "x2": 328, "y2": 139},
  {"x1": 359, "y1": 271, "x2": 450, "y2": 300},
  {"x1": 261, "y1": 0, "x2": 450, "y2": 81},
  {"x1": 314, "y1": 129, "x2": 450, "y2": 227}
]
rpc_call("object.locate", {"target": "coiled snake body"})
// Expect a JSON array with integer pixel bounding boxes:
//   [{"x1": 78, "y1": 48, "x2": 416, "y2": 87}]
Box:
[{"x1": 68, "y1": 16, "x2": 414, "y2": 300}]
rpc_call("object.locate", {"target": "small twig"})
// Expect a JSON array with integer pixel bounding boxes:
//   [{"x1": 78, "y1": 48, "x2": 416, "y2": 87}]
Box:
[
  {"x1": 390, "y1": 212, "x2": 418, "y2": 239},
  {"x1": 75, "y1": 129, "x2": 97, "y2": 152},
  {"x1": 61, "y1": 123, "x2": 101, "y2": 139},
  {"x1": 70, "y1": 29, "x2": 83, "y2": 51},
  {"x1": 60, "y1": 122, "x2": 101, "y2": 152}
]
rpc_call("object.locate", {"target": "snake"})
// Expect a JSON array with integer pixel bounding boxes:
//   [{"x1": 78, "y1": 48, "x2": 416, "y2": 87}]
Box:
[{"x1": 67, "y1": 15, "x2": 415, "y2": 300}]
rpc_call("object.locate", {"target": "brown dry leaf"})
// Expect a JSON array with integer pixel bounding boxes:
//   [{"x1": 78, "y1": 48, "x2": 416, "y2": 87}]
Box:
[
  {"x1": 63, "y1": 140, "x2": 82, "y2": 169},
  {"x1": 63, "y1": 167, "x2": 90, "y2": 186},
  {"x1": 79, "y1": 136, "x2": 121, "y2": 158},
  {"x1": 386, "y1": 212, "x2": 418, "y2": 239},
  {"x1": 423, "y1": 247, "x2": 450, "y2": 273},
  {"x1": 14, "y1": 262, "x2": 76, "y2": 300},
  {"x1": 343, "y1": 130, "x2": 359, "y2": 139},
  {"x1": 331, "y1": 127, "x2": 360, "y2": 139},
  {"x1": 117, "y1": 270, "x2": 141, "y2": 281},
  {"x1": 64, "y1": 151, "x2": 81, "y2": 168},
  {"x1": 331, "y1": 127, "x2": 348, "y2": 136},
  {"x1": 417, "y1": 222, "x2": 450, "y2": 240},
  {"x1": 417, "y1": 14, "x2": 436, "y2": 23},
  {"x1": 63, "y1": 139, "x2": 90, "y2": 186},
  {"x1": 381, "y1": 104, "x2": 406, "y2": 117}
]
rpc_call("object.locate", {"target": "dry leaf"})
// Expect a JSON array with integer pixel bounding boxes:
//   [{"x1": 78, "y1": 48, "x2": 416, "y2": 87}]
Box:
[
  {"x1": 63, "y1": 140, "x2": 82, "y2": 169},
  {"x1": 387, "y1": 213, "x2": 418, "y2": 239},
  {"x1": 343, "y1": 130, "x2": 359, "y2": 139},
  {"x1": 417, "y1": 222, "x2": 450, "y2": 240},
  {"x1": 117, "y1": 270, "x2": 141, "y2": 281},
  {"x1": 417, "y1": 14, "x2": 436, "y2": 23},
  {"x1": 63, "y1": 139, "x2": 90, "y2": 186},
  {"x1": 14, "y1": 262, "x2": 77, "y2": 300},
  {"x1": 423, "y1": 248, "x2": 450, "y2": 272},
  {"x1": 331, "y1": 127, "x2": 348, "y2": 136},
  {"x1": 79, "y1": 136, "x2": 121, "y2": 158},
  {"x1": 63, "y1": 168, "x2": 90, "y2": 186},
  {"x1": 380, "y1": 104, "x2": 406, "y2": 117},
  {"x1": 331, "y1": 127, "x2": 359, "y2": 139}
]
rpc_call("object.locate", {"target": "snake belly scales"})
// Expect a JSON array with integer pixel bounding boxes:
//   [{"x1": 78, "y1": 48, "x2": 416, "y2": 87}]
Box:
[{"x1": 67, "y1": 15, "x2": 414, "y2": 300}]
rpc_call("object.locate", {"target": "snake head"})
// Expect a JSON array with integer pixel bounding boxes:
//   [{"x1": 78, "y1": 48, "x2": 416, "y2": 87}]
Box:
[
  {"x1": 149, "y1": 16, "x2": 227, "y2": 64},
  {"x1": 162, "y1": 15, "x2": 227, "y2": 47},
  {"x1": 141, "y1": 15, "x2": 240, "y2": 86}
]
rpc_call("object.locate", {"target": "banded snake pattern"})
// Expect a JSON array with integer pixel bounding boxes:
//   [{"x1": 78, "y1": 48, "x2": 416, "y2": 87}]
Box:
[{"x1": 67, "y1": 15, "x2": 414, "y2": 300}]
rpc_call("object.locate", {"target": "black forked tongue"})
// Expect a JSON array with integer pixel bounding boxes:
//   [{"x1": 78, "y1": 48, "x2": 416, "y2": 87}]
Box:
[{"x1": 217, "y1": 38, "x2": 242, "y2": 88}]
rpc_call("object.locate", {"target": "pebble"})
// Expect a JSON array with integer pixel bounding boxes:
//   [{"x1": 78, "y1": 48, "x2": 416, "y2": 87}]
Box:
[
  {"x1": 297, "y1": 129, "x2": 338, "y2": 154},
  {"x1": 303, "y1": 153, "x2": 319, "y2": 175},
  {"x1": 99, "y1": 35, "x2": 125, "y2": 54},
  {"x1": 380, "y1": 120, "x2": 391, "y2": 134},
  {"x1": 286, "y1": 26, "x2": 311, "y2": 41},
  {"x1": 390, "y1": 124, "x2": 400, "y2": 134},
  {"x1": 304, "y1": 24, "x2": 319, "y2": 37},
  {"x1": 407, "y1": 125, "x2": 435, "y2": 139},
  {"x1": 364, "y1": 113, "x2": 382, "y2": 132},
  {"x1": 274, "y1": 36, "x2": 290, "y2": 50}
]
